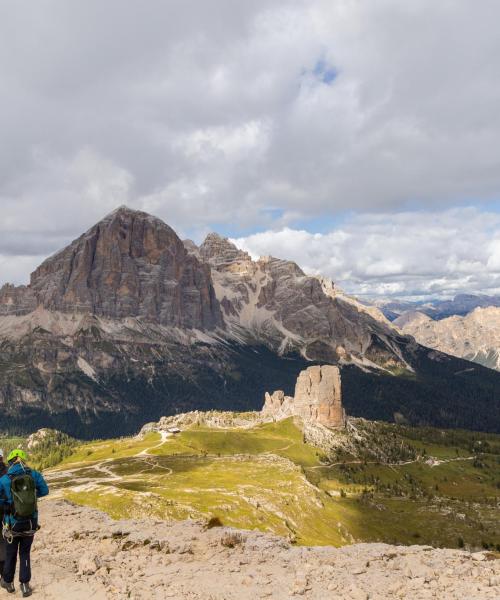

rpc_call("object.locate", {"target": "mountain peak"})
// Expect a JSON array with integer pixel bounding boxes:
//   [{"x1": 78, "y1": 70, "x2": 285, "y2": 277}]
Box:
[
  {"x1": 0, "y1": 208, "x2": 224, "y2": 329},
  {"x1": 101, "y1": 204, "x2": 143, "y2": 221},
  {"x1": 199, "y1": 233, "x2": 251, "y2": 268},
  {"x1": 97, "y1": 205, "x2": 172, "y2": 231},
  {"x1": 110, "y1": 204, "x2": 132, "y2": 214}
]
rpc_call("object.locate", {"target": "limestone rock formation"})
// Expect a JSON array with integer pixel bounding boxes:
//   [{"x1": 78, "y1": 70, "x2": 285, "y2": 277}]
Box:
[
  {"x1": 262, "y1": 390, "x2": 294, "y2": 421},
  {"x1": 199, "y1": 233, "x2": 251, "y2": 268},
  {"x1": 294, "y1": 365, "x2": 345, "y2": 427},
  {"x1": 1, "y1": 206, "x2": 223, "y2": 330},
  {"x1": 200, "y1": 233, "x2": 407, "y2": 368},
  {"x1": 395, "y1": 307, "x2": 500, "y2": 371},
  {"x1": 263, "y1": 365, "x2": 346, "y2": 428}
]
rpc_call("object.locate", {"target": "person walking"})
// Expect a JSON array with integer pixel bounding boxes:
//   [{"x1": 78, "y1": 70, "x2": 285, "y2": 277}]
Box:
[
  {"x1": 0, "y1": 450, "x2": 7, "y2": 578},
  {"x1": 0, "y1": 449, "x2": 49, "y2": 597}
]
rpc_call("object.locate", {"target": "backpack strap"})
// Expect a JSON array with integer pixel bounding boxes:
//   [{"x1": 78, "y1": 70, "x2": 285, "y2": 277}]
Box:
[{"x1": 7, "y1": 467, "x2": 31, "y2": 481}]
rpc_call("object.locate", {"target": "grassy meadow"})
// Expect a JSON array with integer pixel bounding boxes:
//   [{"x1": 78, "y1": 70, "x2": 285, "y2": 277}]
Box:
[{"x1": 36, "y1": 416, "x2": 500, "y2": 550}]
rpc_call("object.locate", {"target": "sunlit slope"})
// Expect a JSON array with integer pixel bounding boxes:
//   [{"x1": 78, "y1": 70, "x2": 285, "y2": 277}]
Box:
[{"x1": 47, "y1": 418, "x2": 500, "y2": 549}]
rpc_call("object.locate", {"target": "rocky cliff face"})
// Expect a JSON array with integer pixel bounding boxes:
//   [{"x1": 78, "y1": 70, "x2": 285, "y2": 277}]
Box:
[
  {"x1": 197, "y1": 233, "x2": 404, "y2": 368},
  {"x1": 199, "y1": 233, "x2": 252, "y2": 267},
  {"x1": 0, "y1": 306, "x2": 311, "y2": 437},
  {"x1": 263, "y1": 365, "x2": 346, "y2": 428},
  {"x1": 395, "y1": 307, "x2": 500, "y2": 371},
  {"x1": 294, "y1": 365, "x2": 345, "y2": 427},
  {"x1": 1, "y1": 207, "x2": 223, "y2": 330}
]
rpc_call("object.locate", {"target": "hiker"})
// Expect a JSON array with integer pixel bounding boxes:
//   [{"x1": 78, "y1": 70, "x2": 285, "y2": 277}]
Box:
[
  {"x1": 0, "y1": 449, "x2": 49, "y2": 597},
  {"x1": 0, "y1": 450, "x2": 7, "y2": 578}
]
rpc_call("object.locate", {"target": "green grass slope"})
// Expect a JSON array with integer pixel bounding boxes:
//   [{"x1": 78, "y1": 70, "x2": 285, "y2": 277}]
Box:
[{"x1": 46, "y1": 417, "x2": 500, "y2": 550}]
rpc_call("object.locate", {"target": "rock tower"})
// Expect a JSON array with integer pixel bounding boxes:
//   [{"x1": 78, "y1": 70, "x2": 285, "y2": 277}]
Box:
[{"x1": 262, "y1": 365, "x2": 346, "y2": 428}]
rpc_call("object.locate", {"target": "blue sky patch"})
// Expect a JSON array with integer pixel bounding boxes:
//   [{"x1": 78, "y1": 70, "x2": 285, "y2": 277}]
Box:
[{"x1": 313, "y1": 58, "x2": 337, "y2": 84}]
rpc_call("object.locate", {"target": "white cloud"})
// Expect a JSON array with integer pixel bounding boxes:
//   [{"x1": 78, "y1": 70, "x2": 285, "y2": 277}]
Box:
[
  {"x1": 1, "y1": 1, "x2": 500, "y2": 296},
  {"x1": 486, "y1": 240, "x2": 500, "y2": 270},
  {"x1": 0, "y1": 255, "x2": 44, "y2": 288},
  {"x1": 233, "y1": 208, "x2": 500, "y2": 298}
]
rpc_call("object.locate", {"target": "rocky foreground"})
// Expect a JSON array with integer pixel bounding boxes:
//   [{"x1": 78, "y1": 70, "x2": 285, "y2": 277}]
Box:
[{"x1": 29, "y1": 500, "x2": 499, "y2": 599}]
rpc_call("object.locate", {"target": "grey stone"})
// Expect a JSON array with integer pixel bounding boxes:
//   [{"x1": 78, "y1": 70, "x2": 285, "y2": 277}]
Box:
[{"x1": 263, "y1": 365, "x2": 346, "y2": 428}]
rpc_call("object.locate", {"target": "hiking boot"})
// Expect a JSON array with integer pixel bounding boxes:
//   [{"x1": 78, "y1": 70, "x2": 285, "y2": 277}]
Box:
[
  {"x1": 0, "y1": 579, "x2": 15, "y2": 593},
  {"x1": 20, "y1": 583, "x2": 32, "y2": 597}
]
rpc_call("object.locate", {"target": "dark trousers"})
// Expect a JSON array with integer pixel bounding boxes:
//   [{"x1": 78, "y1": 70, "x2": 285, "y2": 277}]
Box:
[{"x1": 3, "y1": 535, "x2": 33, "y2": 584}]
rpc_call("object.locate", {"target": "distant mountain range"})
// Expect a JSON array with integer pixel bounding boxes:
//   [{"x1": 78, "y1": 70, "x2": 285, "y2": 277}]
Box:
[
  {"x1": 395, "y1": 307, "x2": 500, "y2": 372},
  {"x1": 1, "y1": 206, "x2": 499, "y2": 436},
  {"x1": 372, "y1": 294, "x2": 500, "y2": 321}
]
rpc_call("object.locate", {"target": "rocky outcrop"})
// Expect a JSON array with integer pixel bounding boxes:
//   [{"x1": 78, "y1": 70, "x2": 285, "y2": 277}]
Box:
[
  {"x1": 262, "y1": 390, "x2": 294, "y2": 420},
  {"x1": 294, "y1": 365, "x2": 345, "y2": 427},
  {"x1": 140, "y1": 410, "x2": 262, "y2": 434},
  {"x1": 26, "y1": 428, "x2": 75, "y2": 451},
  {"x1": 199, "y1": 233, "x2": 251, "y2": 268},
  {"x1": 32, "y1": 499, "x2": 500, "y2": 599},
  {"x1": 182, "y1": 238, "x2": 202, "y2": 259},
  {"x1": 2, "y1": 207, "x2": 223, "y2": 330},
  {"x1": 263, "y1": 365, "x2": 346, "y2": 428}
]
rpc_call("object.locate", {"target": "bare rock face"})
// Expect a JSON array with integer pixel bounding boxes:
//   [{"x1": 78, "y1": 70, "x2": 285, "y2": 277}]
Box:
[
  {"x1": 1, "y1": 207, "x2": 223, "y2": 330},
  {"x1": 0, "y1": 283, "x2": 36, "y2": 316},
  {"x1": 200, "y1": 233, "x2": 252, "y2": 268},
  {"x1": 263, "y1": 365, "x2": 346, "y2": 428},
  {"x1": 182, "y1": 238, "x2": 201, "y2": 259},
  {"x1": 262, "y1": 390, "x2": 294, "y2": 420},
  {"x1": 200, "y1": 233, "x2": 407, "y2": 369},
  {"x1": 294, "y1": 365, "x2": 345, "y2": 427},
  {"x1": 395, "y1": 307, "x2": 500, "y2": 371},
  {"x1": 3, "y1": 208, "x2": 499, "y2": 437}
]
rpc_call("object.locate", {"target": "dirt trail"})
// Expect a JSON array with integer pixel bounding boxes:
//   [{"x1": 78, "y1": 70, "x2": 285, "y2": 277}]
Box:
[
  {"x1": 47, "y1": 432, "x2": 176, "y2": 492},
  {"x1": 308, "y1": 455, "x2": 475, "y2": 470},
  {"x1": 24, "y1": 499, "x2": 499, "y2": 599},
  {"x1": 137, "y1": 431, "x2": 171, "y2": 457}
]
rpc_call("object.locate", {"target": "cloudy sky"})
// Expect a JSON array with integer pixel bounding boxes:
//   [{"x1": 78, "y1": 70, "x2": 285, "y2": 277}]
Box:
[{"x1": 1, "y1": 0, "x2": 500, "y2": 298}]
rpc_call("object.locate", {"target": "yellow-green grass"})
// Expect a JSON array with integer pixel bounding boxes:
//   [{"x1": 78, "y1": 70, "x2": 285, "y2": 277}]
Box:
[
  {"x1": 59, "y1": 432, "x2": 162, "y2": 464},
  {"x1": 337, "y1": 497, "x2": 500, "y2": 548},
  {"x1": 59, "y1": 452, "x2": 499, "y2": 549},
  {"x1": 313, "y1": 455, "x2": 500, "y2": 500},
  {"x1": 58, "y1": 418, "x2": 322, "y2": 468},
  {"x1": 60, "y1": 454, "x2": 347, "y2": 546},
  {"x1": 151, "y1": 419, "x2": 322, "y2": 467},
  {"x1": 0, "y1": 436, "x2": 27, "y2": 456},
  {"x1": 402, "y1": 438, "x2": 471, "y2": 459},
  {"x1": 49, "y1": 418, "x2": 500, "y2": 550}
]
